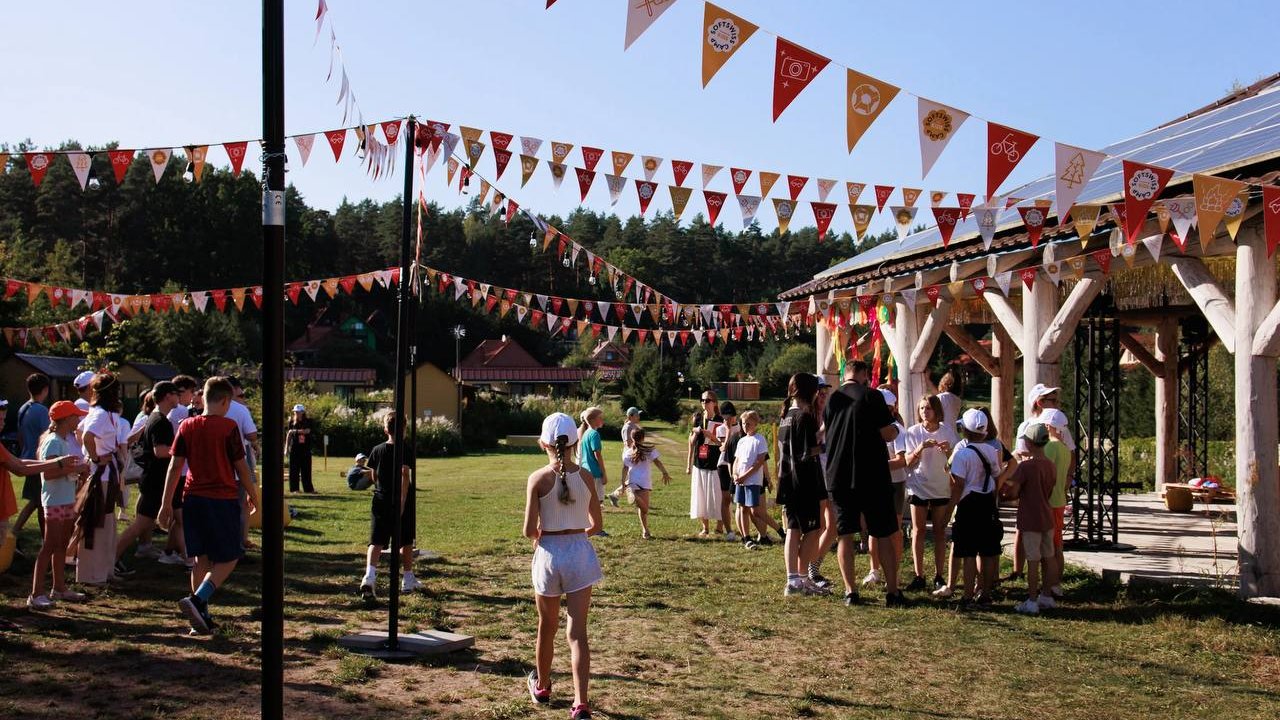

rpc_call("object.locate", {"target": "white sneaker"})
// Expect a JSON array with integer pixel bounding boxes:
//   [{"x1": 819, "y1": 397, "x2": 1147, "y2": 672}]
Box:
[
  {"x1": 931, "y1": 584, "x2": 955, "y2": 599},
  {"x1": 402, "y1": 574, "x2": 423, "y2": 593},
  {"x1": 1050, "y1": 584, "x2": 1063, "y2": 597},
  {"x1": 1014, "y1": 599, "x2": 1040, "y2": 615},
  {"x1": 135, "y1": 544, "x2": 163, "y2": 560},
  {"x1": 861, "y1": 569, "x2": 883, "y2": 588},
  {"x1": 1036, "y1": 594, "x2": 1057, "y2": 609},
  {"x1": 724, "y1": 532, "x2": 738, "y2": 542},
  {"x1": 800, "y1": 578, "x2": 832, "y2": 596},
  {"x1": 158, "y1": 551, "x2": 186, "y2": 565},
  {"x1": 27, "y1": 594, "x2": 55, "y2": 610}
]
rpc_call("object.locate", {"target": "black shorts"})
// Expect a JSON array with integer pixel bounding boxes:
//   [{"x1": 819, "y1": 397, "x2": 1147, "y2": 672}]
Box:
[
  {"x1": 952, "y1": 491, "x2": 1003, "y2": 558},
  {"x1": 909, "y1": 495, "x2": 950, "y2": 508},
  {"x1": 829, "y1": 482, "x2": 899, "y2": 539},
  {"x1": 370, "y1": 498, "x2": 416, "y2": 548},
  {"x1": 783, "y1": 495, "x2": 823, "y2": 533},
  {"x1": 172, "y1": 477, "x2": 186, "y2": 509},
  {"x1": 21, "y1": 474, "x2": 41, "y2": 503},
  {"x1": 717, "y1": 466, "x2": 733, "y2": 494},
  {"x1": 182, "y1": 495, "x2": 245, "y2": 563},
  {"x1": 135, "y1": 476, "x2": 165, "y2": 520}
]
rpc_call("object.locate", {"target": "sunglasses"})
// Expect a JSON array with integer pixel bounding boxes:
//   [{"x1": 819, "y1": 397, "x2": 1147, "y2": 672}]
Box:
[{"x1": 700, "y1": 398, "x2": 715, "y2": 403}]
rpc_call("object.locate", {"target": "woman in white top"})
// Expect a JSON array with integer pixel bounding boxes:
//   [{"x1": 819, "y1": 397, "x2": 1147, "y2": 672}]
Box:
[
  {"x1": 523, "y1": 413, "x2": 604, "y2": 720},
  {"x1": 935, "y1": 371, "x2": 963, "y2": 431},
  {"x1": 620, "y1": 428, "x2": 670, "y2": 539},
  {"x1": 903, "y1": 394, "x2": 956, "y2": 593},
  {"x1": 78, "y1": 372, "x2": 129, "y2": 585},
  {"x1": 863, "y1": 387, "x2": 909, "y2": 588}
]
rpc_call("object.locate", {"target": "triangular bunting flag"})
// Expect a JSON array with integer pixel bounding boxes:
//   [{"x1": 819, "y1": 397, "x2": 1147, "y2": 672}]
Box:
[
  {"x1": 669, "y1": 185, "x2": 692, "y2": 219},
  {"x1": 957, "y1": 193, "x2": 976, "y2": 219},
  {"x1": 701, "y1": 3, "x2": 759, "y2": 86},
  {"x1": 890, "y1": 206, "x2": 918, "y2": 241},
  {"x1": 773, "y1": 37, "x2": 830, "y2": 121},
  {"x1": 550, "y1": 141, "x2": 573, "y2": 164},
  {"x1": 636, "y1": 180, "x2": 658, "y2": 213},
  {"x1": 147, "y1": 148, "x2": 171, "y2": 183},
  {"x1": 1017, "y1": 206, "x2": 1048, "y2": 247},
  {"x1": 107, "y1": 150, "x2": 134, "y2": 183},
  {"x1": 520, "y1": 154, "x2": 538, "y2": 187},
  {"x1": 25, "y1": 153, "x2": 53, "y2": 186},
  {"x1": 66, "y1": 152, "x2": 92, "y2": 190},
  {"x1": 520, "y1": 136, "x2": 543, "y2": 157},
  {"x1": 1140, "y1": 233, "x2": 1163, "y2": 261},
  {"x1": 580, "y1": 146, "x2": 604, "y2": 172},
  {"x1": 293, "y1": 134, "x2": 314, "y2": 167},
  {"x1": 489, "y1": 130, "x2": 512, "y2": 150},
  {"x1": 932, "y1": 207, "x2": 962, "y2": 247},
  {"x1": 671, "y1": 160, "x2": 694, "y2": 187},
  {"x1": 704, "y1": 191, "x2": 727, "y2": 224},
  {"x1": 1091, "y1": 249, "x2": 1113, "y2": 275},
  {"x1": 759, "y1": 171, "x2": 780, "y2": 197},
  {"x1": 1121, "y1": 160, "x2": 1175, "y2": 243},
  {"x1": 1054, "y1": 143, "x2": 1105, "y2": 219},
  {"x1": 773, "y1": 198, "x2": 795, "y2": 234},
  {"x1": 1019, "y1": 267, "x2": 1037, "y2": 290},
  {"x1": 738, "y1": 194, "x2": 761, "y2": 226},
  {"x1": 918, "y1": 98, "x2": 970, "y2": 177},
  {"x1": 976, "y1": 205, "x2": 1001, "y2": 250},
  {"x1": 729, "y1": 167, "x2": 752, "y2": 195},
  {"x1": 701, "y1": 164, "x2": 723, "y2": 189},
  {"x1": 849, "y1": 204, "x2": 874, "y2": 241},
  {"x1": 1262, "y1": 185, "x2": 1280, "y2": 257},
  {"x1": 986, "y1": 122, "x2": 1039, "y2": 198},
  {"x1": 325, "y1": 129, "x2": 347, "y2": 161},
  {"x1": 223, "y1": 141, "x2": 248, "y2": 176},
  {"x1": 1223, "y1": 188, "x2": 1250, "y2": 241},
  {"x1": 811, "y1": 202, "x2": 836, "y2": 239},
  {"x1": 465, "y1": 140, "x2": 486, "y2": 170},
  {"x1": 786, "y1": 175, "x2": 808, "y2": 201},
  {"x1": 625, "y1": 0, "x2": 679, "y2": 49},
  {"x1": 493, "y1": 148, "x2": 512, "y2": 180},
  {"x1": 901, "y1": 188, "x2": 922, "y2": 208},
  {"x1": 611, "y1": 151, "x2": 634, "y2": 175},
  {"x1": 188, "y1": 145, "x2": 209, "y2": 182},
  {"x1": 549, "y1": 162, "x2": 567, "y2": 190},
  {"x1": 995, "y1": 271, "x2": 1013, "y2": 296},
  {"x1": 846, "y1": 68, "x2": 899, "y2": 153},
  {"x1": 874, "y1": 185, "x2": 893, "y2": 212},
  {"x1": 846, "y1": 182, "x2": 866, "y2": 204},
  {"x1": 1072, "y1": 204, "x2": 1102, "y2": 247},
  {"x1": 816, "y1": 179, "x2": 836, "y2": 203},
  {"x1": 605, "y1": 174, "x2": 626, "y2": 205},
  {"x1": 641, "y1": 155, "x2": 662, "y2": 181}
]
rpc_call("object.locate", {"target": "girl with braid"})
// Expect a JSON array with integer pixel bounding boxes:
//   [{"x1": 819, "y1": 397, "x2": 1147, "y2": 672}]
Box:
[{"x1": 524, "y1": 413, "x2": 604, "y2": 720}]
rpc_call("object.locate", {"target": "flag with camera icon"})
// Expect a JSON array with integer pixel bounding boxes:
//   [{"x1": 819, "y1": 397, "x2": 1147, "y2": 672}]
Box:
[{"x1": 773, "y1": 37, "x2": 829, "y2": 121}]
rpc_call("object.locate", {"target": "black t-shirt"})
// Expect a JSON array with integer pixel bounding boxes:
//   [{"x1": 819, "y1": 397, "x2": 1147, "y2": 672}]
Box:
[
  {"x1": 368, "y1": 440, "x2": 413, "y2": 505},
  {"x1": 721, "y1": 425, "x2": 743, "y2": 467},
  {"x1": 691, "y1": 412, "x2": 723, "y2": 470},
  {"x1": 777, "y1": 406, "x2": 822, "y2": 502},
  {"x1": 822, "y1": 382, "x2": 894, "y2": 493},
  {"x1": 288, "y1": 417, "x2": 313, "y2": 454},
  {"x1": 142, "y1": 410, "x2": 176, "y2": 487}
]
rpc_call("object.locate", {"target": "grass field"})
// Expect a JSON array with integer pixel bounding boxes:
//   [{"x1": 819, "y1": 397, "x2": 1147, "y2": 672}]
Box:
[{"x1": 1, "y1": 421, "x2": 1277, "y2": 719}]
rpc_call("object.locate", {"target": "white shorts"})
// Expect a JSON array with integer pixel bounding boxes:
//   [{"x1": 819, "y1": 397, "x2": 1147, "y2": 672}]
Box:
[
  {"x1": 532, "y1": 533, "x2": 602, "y2": 597},
  {"x1": 1021, "y1": 530, "x2": 1054, "y2": 562}
]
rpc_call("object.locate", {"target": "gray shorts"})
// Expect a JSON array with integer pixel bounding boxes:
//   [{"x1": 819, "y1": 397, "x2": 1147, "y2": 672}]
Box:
[{"x1": 532, "y1": 533, "x2": 602, "y2": 597}]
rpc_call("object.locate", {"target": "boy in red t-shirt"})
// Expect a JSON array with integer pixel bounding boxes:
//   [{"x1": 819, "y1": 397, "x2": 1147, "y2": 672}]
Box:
[
  {"x1": 1002, "y1": 423, "x2": 1058, "y2": 615},
  {"x1": 158, "y1": 377, "x2": 256, "y2": 634}
]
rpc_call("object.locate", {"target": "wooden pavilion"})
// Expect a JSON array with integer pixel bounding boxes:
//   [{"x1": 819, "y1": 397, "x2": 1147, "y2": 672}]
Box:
[{"x1": 781, "y1": 75, "x2": 1280, "y2": 598}]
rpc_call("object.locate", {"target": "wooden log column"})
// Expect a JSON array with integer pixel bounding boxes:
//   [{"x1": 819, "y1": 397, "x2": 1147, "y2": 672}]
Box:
[
  {"x1": 886, "y1": 296, "x2": 924, "y2": 421},
  {"x1": 1153, "y1": 318, "x2": 1178, "y2": 488},
  {"x1": 1235, "y1": 226, "x2": 1280, "y2": 598},
  {"x1": 814, "y1": 312, "x2": 839, "y2": 386},
  {"x1": 1022, "y1": 277, "x2": 1060, "y2": 418},
  {"x1": 991, "y1": 323, "x2": 1017, "y2": 444}
]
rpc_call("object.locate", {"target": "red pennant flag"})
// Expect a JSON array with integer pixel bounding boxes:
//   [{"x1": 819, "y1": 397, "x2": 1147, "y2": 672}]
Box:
[
  {"x1": 390, "y1": 267, "x2": 401, "y2": 287},
  {"x1": 1019, "y1": 267, "x2": 1038, "y2": 290},
  {"x1": 986, "y1": 122, "x2": 1039, "y2": 199},
  {"x1": 730, "y1": 167, "x2": 752, "y2": 195},
  {"x1": 932, "y1": 207, "x2": 963, "y2": 247},
  {"x1": 210, "y1": 289, "x2": 228, "y2": 312},
  {"x1": 615, "y1": 304, "x2": 628, "y2": 322},
  {"x1": 485, "y1": 295, "x2": 499, "y2": 314},
  {"x1": 325, "y1": 129, "x2": 347, "y2": 161},
  {"x1": 550, "y1": 297, "x2": 564, "y2": 315},
  {"x1": 1017, "y1": 205, "x2": 1049, "y2": 248},
  {"x1": 925, "y1": 285, "x2": 941, "y2": 306},
  {"x1": 381, "y1": 120, "x2": 402, "y2": 145},
  {"x1": 811, "y1": 202, "x2": 836, "y2": 238},
  {"x1": 1121, "y1": 160, "x2": 1174, "y2": 243},
  {"x1": 493, "y1": 148, "x2": 513, "y2": 180},
  {"x1": 223, "y1": 141, "x2": 249, "y2": 176},
  {"x1": 107, "y1": 150, "x2": 134, "y2": 183},
  {"x1": 530, "y1": 309, "x2": 544, "y2": 328},
  {"x1": 91, "y1": 291, "x2": 109, "y2": 310},
  {"x1": 490, "y1": 131, "x2": 513, "y2": 151},
  {"x1": 772, "y1": 37, "x2": 830, "y2": 121},
  {"x1": 5, "y1": 280, "x2": 22, "y2": 299},
  {"x1": 591, "y1": 323, "x2": 602, "y2": 337},
  {"x1": 286, "y1": 282, "x2": 302, "y2": 304},
  {"x1": 151, "y1": 294, "x2": 172, "y2": 313},
  {"x1": 574, "y1": 167, "x2": 596, "y2": 201},
  {"x1": 1263, "y1": 185, "x2": 1280, "y2": 258},
  {"x1": 25, "y1": 153, "x2": 53, "y2": 186},
  {"x1": 787, "y1": 175, "x2": 809, "y2": 201},
  {"x1": 339, "y1": 276, "x2": 357, "y2": 295},
  {"x1": 1091, "y1": 248, "x2": 1113, "y2": 275},
  {"x1": 705, "y1": 191, "x2": 727, "y2": 225},
  {"x1": 874, "y1": 185, "x2": 894, "y2": 212},
  {"x1": 671, "y1": 160, "x2": 693, "y2": 187},
  {"x1": 970, "y1": 277, "x2": 988, "y2": 296},
  {"x1": 956, "y1": 193, "x2": 976, "y2": 219},
  {"x1": 251, "y1": 287, "x2": 264, "y2": 309},
  {"x1": 679, "y1": 330, "x2": 690, "y2": 346},
  {"x1": 580, "y1": 146, "x2": 604, "y2": 172},
  {"x1": 635, "y1": 180, "x2": 658, "y2": 213},
  {"x1": 506, "y1": 199, "x2": 518, "y2": 224}
]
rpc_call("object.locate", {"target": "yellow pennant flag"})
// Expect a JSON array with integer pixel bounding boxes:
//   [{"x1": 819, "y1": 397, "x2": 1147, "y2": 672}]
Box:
[
  {"x1": 1223, "y1": 188, "x2": 1250, "y2": 241},
  {"x1": 357, "y1": 273, "x2": 375, "y2": 292},
  {"x1": 321, "y1": 278, "x2": 340, "y2": 298},
  {"x1": 1072, "y1": 204, "x2": 1101, "y2": 248},
  {"x1": 550, "y1": 141, "x2": 573, "y2": 164},
  {"x1": 759, "y1": 171, "x2": 780, "y2": 197},
  {"x1": 846, "y1": 69, "x2": 899, "y2": 153},
  {"x1": 543, "y1": 227, "x2": 558, "y2": 251},
  {"x1": 27, "y1": 283, "x2": 44, "y2": 306},
  {"x1": 947, "y1": 280, "x2": 966, "y2": 299},
  {"x1": 773, "y1": 198, "x2": 795, "y2": 234},
  {"x1": 0, "y1": 153, "x2": 9, "y2": 171},
  {"x1": 1192, "y1": 173, "x2": 1248, "y2": 249},
  {"x1": 669, "y1": 185, "x2": 693, "y2": 219},
  {"x1": 611, "y1": 151, "x2": 634, "y2": 175},
  {"x1": 478, "y1": 180, "x2": 491, "y2": 205},
  {"x1": 1067, "y1": 256, "x2": 1087, "y2": 280},
  {"x1": 648, "y1": 305, "x2": 661, "y2": 324},
  {"x1": 459, "y1": 126, "x2": 483, "y2": 144},
  {"x1": 466, "y1": 141, "x2": 486, "y2": 170},
  {"x1": 1120, "y1": 242, "x2": 1138, "y2": 268},
  {"x1": 231, "y1": 288, "x2": 247, "y2": 312},
  {"x1": 500, "y1": 300, "x2": 512, "y2": 318},
  {"x1": 520, "y1": 155, "x2": 538, "y2": 187},
  {"x1": 189, "y1": 145, "x2": 209, "y2": 182},
  {"x1": 901, "y1": 188, "x2": 922, "y2": 208},
  {"x1": 1152, "y1": 200, "x2": 1171, "y2": 234},
  {"x1": 849, "y1": 204, "x2": 875, "y2": 241},
  {"x1": 701, "y1": 3, "x2": 759, "y2": 87}
]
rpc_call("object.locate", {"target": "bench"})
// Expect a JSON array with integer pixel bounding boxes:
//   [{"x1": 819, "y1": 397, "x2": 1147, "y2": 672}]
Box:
[{"x1": 1160, "y1": 482, "x2": 1235, "y2": 511}]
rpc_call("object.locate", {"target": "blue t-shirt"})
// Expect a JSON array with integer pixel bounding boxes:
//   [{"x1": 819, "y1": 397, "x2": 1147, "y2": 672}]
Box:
[
  {"x1": 18, "y1": 400, "x2": 50, "y2": 461},
  {"x1": 579, "y1": 428, "x2": 604, "y2": 478},
  {"x1": 39, "y1": 433, "x2": 77, "y2": 507}
]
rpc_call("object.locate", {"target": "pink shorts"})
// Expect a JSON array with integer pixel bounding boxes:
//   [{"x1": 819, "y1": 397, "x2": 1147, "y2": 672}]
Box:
[{"x1": 44, "y1": 504, "x2": 77, "y2": 522}]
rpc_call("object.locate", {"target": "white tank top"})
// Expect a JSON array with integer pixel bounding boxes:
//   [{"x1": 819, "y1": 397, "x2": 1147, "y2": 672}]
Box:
[{"x1": 538, "y1": 467, "x2": 593, "y2": 532}]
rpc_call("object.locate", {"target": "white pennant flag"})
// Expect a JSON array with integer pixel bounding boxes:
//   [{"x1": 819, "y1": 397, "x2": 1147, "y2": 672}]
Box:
[
  {"x1": 900, "y1": 288, "x2": 918, "y2": 307},
  {"x1": 1045, "y1": 261, "x2": 1063, "y2": 286},
  {"x1": 1141, "y1": 233, "x2": 1164, "y2": 261},
  {"x1": 520, "y1": 136, "x2": 543, "y2": 157},
  {"x1": 889, "y1": 206, "x2": 918, "y2": 241},
  {"x1": 816, "y1": 179, "x2": 836, "y2": 203},
  {"x1": 91, "y1": 310, "x2": 106, "y2": 330},
  {"x1": 516, "y1": 305, "x2": 528, "y2": 322},
  {"x1": 632, "y1": 304, "x2": 645, "y2": 324},
  {"x1": 478, "y1": 283, "x2": 491, "y2": 298},
  {"x1": 294, "y1": 134, "x2": 315, "y2": 166},
  {"x1": 775, "y1": 301, "x2": 791, "y2": 318},
  {"x1": 374, "y1": 269, "x2": 393, "y2": 287},
  {"x1": 440, "y1": 133, "x2": 460, "y2": 163},
  {"x1": 738, "y1": 194, "x2": 761, "y2": 226},
  {"x1": 995, "y1": 271, "x2": 1013, "y2": 296},
  {"x1": 70, "y1": 289, "x2": 89, "y2": 309},
  {"x1": 424, "y1": 143, "x2": 441, "y2": 173},
  {"x1": 700, "y1": 304, "x2": 715, "y2": 326},
  {"x1": 624, "y1": 0, "x2": 679, "y2": 49},
  {"x1": 190, "y1": 291, "x2": 209, "y2": 313},
  {"x1": 605, "y1": 174, "x2": 626, "y2": 205},
  {"x1": 976, "y1": 205, "x2": 1001, "y2": 250},
  {"x1": 701, "y1": 164, "x2": 723, "y2": 189},
  {"x1": 304, "y1": 280, "x2": 321, "y2": 301},
  {"x1": 1166, "y1": 197, "x2": 1198, "y2": 245},
  {"x1": 571, "y1": 244, "x2": 582, "y2": 265},
  {"x1": 452, "y1": 278, "x2": 467, "y2": 300},
  {"x1": 641, "y1": 155, "x2": 663, "y2": 181},
  {"x1": 597, "y1": 301, "x2": 612, "y2": 322},
  {"x1": 606, "y1": 325, "x2": 619, "y2": 341},
  {"x1": 147, "y1": 148, "x2": 171, "y2": 183},
  {"x1": 1054, "y1": 143, "x2": 1106, "y2": 220},
  {"x1": 66, "y1": 152, "x2": 92, "y2": 190},
  {"x1": 917, "y1": 98, "x2": 969, "y2": 178},
  {"x1": 535, "y1": 294, "x2": 549, "y2": 310},
  {"x1": 549, "y1": 163, "x2": 567, "y2": 190},
  {"x1": 547, "y1": 313, "x2": 559, "y2": 331}
]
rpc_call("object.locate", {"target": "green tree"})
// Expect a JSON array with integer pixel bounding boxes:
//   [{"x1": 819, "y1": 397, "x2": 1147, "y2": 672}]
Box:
[{"x1": 619, "y1": 345, "x2": 680, "y2": 421}]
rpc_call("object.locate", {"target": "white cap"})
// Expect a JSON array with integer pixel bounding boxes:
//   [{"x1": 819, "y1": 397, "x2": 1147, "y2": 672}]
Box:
[
  {"x1": 960, "y1": 408, "x2": 989, "y2": 434},
  {"x1": 540, "y1": 412, "x2": 579, "y2": 446},
  {"x1": 355, "y1": 452, "x2": 367, "y2": 461},
  {"x1": 74, "y1": 370, "x2": 96, "y2": 389},
  {"x1": 1039, "y1": 408, "x2": 1069, "y2": 430},
  {"x1": 1028, "y1": 383, "x2": 1060, "y2": 403},
  {"x1": 878, "y1": 388, "x2": 897, "y2": 406},
  {"x1": 292, "y1": 404, "x2": 306, "y2": 412}
]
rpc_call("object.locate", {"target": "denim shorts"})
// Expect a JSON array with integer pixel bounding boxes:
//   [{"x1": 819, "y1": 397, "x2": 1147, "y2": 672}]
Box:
[
  {"x1": 531, "y1": 533, "x2": 602, "y2": 597},
  {"x1": 734, "y1": 484, "x2": 762, "y2": 508}
]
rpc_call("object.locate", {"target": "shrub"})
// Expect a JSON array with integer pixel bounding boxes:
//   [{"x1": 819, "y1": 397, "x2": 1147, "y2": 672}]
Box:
[
  {"x1": 460, "y1": 394, "x2": 628, "y2": 449},
  {"x1": 618, "y1": 345, "x2": 681, "y2": 421}
]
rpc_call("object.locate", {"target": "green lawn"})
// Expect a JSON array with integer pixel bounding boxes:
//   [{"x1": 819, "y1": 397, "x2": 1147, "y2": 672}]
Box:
[{"x1": 1, "y1": 421, "x2": 1277, "y2": 719}]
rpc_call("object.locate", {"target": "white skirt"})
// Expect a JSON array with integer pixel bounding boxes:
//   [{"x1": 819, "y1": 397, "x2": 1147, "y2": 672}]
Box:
[{"x1": 689, "y1": 467, "x2": 722, "y2": 520}]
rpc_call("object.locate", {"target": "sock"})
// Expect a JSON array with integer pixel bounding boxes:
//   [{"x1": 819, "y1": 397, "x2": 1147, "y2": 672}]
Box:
[
  {"x1": 807, "y1": 561, "x2": 822, "y2": 577},
  {"x1": 363, "y1": 565, "x2": 376, "y2": 584},
  {"x1": 194, "y1": 578, "x2": 217, "y2": 603},
  {"x1": 787, "y1": 573, "x2": 802, "y2": 586}
]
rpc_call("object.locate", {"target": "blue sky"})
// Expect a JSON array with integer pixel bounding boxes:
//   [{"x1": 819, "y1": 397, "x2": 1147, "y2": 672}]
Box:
[{"x1": 3, "y1": 0, "x2": 1277, "y2": 238}]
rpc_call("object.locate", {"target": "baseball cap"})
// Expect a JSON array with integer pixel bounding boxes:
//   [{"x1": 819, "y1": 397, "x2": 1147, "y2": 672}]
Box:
[
  {"x1": 50, "y1": 400, "x2": 88, "y2": 422},
  {"x1": 1021, "y1": 423, "x2": 1050, "y2": 446},
  {"x1": 1028, "y1": 383, "x2": 1060, "y2": 403},
  {"x1": 74, "y1": 370, "x2": 96, "y2": 389},
  {"x1": 355, "y1": 452, "x2": 368, "y2": 461},
  {"x1": 960, "y1": 408, "x2": 988, "y2": 434},
  {"x1": 625, "y1": 406, "x2": 643, "y2": 417},
  {"x1": 0, "y1": 399, "x2": 7, "y2": 409},
  {"x1": 817, "y1": 376, "x2": 831, "y2": 389},
  {"x1": 293, "y1": 404, "x2": 306, "y2": 412},
  {"x1": 1039, "y1": 408, "x2": 1069, "y2": 430},
  {"x1": 879, "y1": 388, "x2": 897, "y2": 406},
  {"x1": 540, "y1": 412, "x2": 579, "y2": 446},
  {"x1": 719, "y1": 401, "x2": 738, "y2": 416}
]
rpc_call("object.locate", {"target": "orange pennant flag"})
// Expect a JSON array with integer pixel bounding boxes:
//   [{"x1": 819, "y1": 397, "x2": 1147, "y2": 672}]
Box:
[
  {"x1": 846, "y1": 69, "x2": 899, "y2": 153},
  {"x1": 611, "y1": 151, "x2": 634, "y2": 175},
  {"x1": 701, "y1": 2, "x2": 759, "y2": 87},
  {"x1": 759, "y1": 171, "x2": 780, "y2": 197},
  {"x1": 1191, "y1": 174, "x2": 1248, "y2": 250}
]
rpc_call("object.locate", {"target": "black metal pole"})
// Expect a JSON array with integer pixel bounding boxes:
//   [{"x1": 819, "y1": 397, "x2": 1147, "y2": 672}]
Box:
[
  {"x1": 260, "y1": 0, "x2": 285, "y2": 716},
  {"x1": 388, "y1": 116, "x2": 417, "y2": 650}
]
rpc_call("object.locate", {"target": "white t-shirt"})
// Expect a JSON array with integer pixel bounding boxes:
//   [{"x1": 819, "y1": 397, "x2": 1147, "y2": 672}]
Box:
[
  {"x1": 167, "y1": 404, "x2": 190, "y2": 434},
  {"x1": 81, "y1": 407, "x2": 122, "y2": 459},
  {"x1": 1016, "y1": 413, "x2": 1077, "y2": 454},
  {"x1": 226, "y1": 400, "x2": 258, "y2": 440},
  {"x1": 622, "y1": 448, "x2": 660, "y2": 490},
  {"x1": 904, "y1": 423, "x2": 955, "y2": 500},
  {"x1": 74, "y1": 398, "x2": 91, "y2": 412},
  {"x1": 621, "y1": 420, "x2": 640, "y2": 447},
  {"x1": 732, "y1": 432, "x2": 768, "y2": 487},
  {"x1": 937, "y1": 392, "x2": 962, "y2": 430},
  {"x1": 886, "y1": 421, "x2": 908, "y2": 484},
  {"x1": 949, "y1": 439, "x2": 1003, "y2": 500}
]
